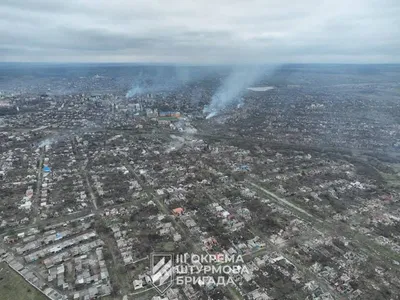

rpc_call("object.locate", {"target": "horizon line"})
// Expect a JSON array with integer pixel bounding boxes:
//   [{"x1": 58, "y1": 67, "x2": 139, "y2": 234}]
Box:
[{"x1": 1, "y1": 62, "x2": 400, "y2": 67}]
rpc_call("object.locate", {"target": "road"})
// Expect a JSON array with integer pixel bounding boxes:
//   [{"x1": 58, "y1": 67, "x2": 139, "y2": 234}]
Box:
[
  {"x1": 247, "y1": 181, "x2": 319, "y2": 221},
  {"x1": 84, "y1": 171, "x2": 98, "y2": 210},
  {"x1": 123, "y1": 161, "x2": 190, "y2": 242},
  {"x1": 123, "y1": 159, "x2": 243, "y2": 298},
  {"x1": 245, "y1": 179, "x2": 400, "y2": 267},
  {"x1": 32, "y1": 148, "x2": 44, "y2": 225}
]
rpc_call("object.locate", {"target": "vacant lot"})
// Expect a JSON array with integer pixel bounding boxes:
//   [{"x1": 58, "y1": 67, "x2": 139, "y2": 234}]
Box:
[{"x1": 0, "y1": 262, "x2": 47, "y2": 300}]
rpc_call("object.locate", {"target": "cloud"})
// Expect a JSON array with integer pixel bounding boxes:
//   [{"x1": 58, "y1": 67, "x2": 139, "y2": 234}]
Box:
[{"x1": 0, "y1": 0, "x2": 399, "y2": 63}]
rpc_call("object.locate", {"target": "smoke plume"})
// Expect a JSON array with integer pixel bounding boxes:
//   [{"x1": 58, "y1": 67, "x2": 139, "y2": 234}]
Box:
[
  {"x1": 206, "y1": 66, "x2": 270, "y2": 118},
  {"x1": 38, "y1": 138, "x2": 56, "y2": 148}
]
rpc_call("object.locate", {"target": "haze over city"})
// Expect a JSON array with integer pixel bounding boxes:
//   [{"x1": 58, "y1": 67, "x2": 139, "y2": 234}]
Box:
[{"x1": 1, "y1": 1, "x2": 400, "y2": 300}]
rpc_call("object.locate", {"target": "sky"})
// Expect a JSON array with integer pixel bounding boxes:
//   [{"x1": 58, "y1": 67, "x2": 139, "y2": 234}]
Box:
[{"x1": 1, "y1": 0, "x2": 399, "y2": 64}]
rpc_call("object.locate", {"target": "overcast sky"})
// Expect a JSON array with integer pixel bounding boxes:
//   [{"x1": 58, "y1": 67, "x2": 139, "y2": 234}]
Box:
[{"x1": 1, "y1": 0, "x2": 399, "y2": 64}]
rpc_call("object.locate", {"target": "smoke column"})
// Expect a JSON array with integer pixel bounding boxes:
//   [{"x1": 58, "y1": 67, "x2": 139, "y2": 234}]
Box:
[
  {"x1": 38, "y1": 138, "x2": 56, "y2": 148},
  {"x1": 206, "y1": 66, "x2": 269, "y2": 119}
]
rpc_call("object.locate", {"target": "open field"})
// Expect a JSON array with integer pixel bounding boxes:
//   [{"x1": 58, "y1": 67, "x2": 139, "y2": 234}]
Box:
[{"x1": 0, "y1": 262, "x2": 47, "y2": 300}]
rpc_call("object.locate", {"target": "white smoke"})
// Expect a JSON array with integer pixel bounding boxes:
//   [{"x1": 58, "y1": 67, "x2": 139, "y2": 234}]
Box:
[
  {"x1": 165, "y1": 119, "x2": 198, "y2": 152},
  {"x1": 165, "y1": 135, "x2": 186, "y2": 153},
  {"x1": 206, "y1": 66, "x2": 270, "y2": 118},
  {"x1": 126, "y1": 86, "x2": 144, "y2": 98},
  {"x1": 38, "y1": 138, "x2": 56, "y2": 148},
  {"x1": 205, "y1": 111, "x2": 217, "y2": 119},
  {"x1": 37, "y1": 122, "x2": 101, "y2": 149}
]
